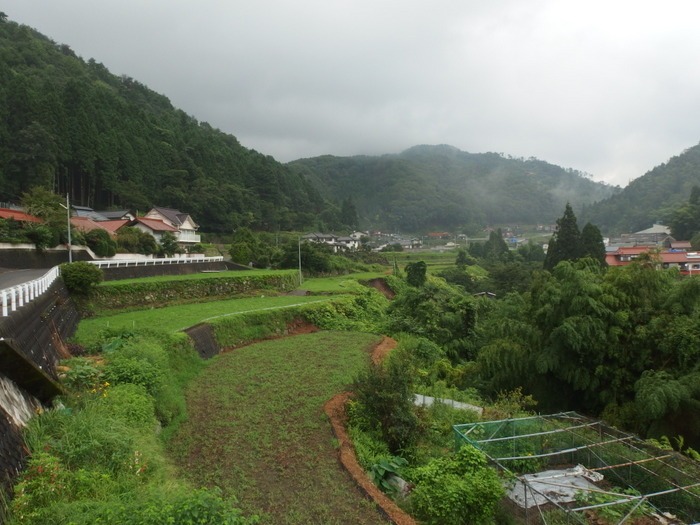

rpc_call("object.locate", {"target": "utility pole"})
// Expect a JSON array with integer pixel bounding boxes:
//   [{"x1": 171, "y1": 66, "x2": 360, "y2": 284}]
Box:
[
  {"x1": 67, "y1": 194, "x2": 72, "y2": 263},
  {"x1": 59, "y1": 194, "x2": 72, "y2": 263},
  {"x1": 298, "y1": 236, "x2": 303, "y2": 284}
]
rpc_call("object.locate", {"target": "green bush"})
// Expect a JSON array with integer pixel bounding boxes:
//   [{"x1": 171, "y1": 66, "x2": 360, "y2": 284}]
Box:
[
  {"x1": 103, "y1": 356, "x2": 161, "y2": 395},
  {"x1": 60, "y1": 262, "x2": 103, "y2": 295},
  {"x1": 352, "y1": 357, "x2": 420, "y2": 454},
  {"x1": 347, "y1": 425, "x2": 392, "y2": 471},
  {"x1": 84, "y1": 229, "x2": 117, "y2": 257},
  {"x1": 409, "y1": 446, "x2": 504, "y2": 525},
  {"x1": 61, "y1": 357, "x2": 102, "y2": 391},
  {"x1": 99, "y1": 384, "x2": 156, "y2": 429}
]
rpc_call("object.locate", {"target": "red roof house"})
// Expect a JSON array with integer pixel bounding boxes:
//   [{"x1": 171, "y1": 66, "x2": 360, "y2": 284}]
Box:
[{"x1": 0, "y1": 208, "x2": 42, "y2": 223}]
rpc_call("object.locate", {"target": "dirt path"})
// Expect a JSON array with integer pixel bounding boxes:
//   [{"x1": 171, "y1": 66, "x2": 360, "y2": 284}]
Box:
[
  {"x1": 371, "y1": 336, "x2": 397, "y2": 365},
  {"x1": 324, "y1": 335, "x2": 416, "y2": 525}
]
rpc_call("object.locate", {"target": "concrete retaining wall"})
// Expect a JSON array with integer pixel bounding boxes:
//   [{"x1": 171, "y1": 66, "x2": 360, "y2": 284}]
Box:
[{"x1": 0, "y1": 279, "x2": 80, "y2": 501}]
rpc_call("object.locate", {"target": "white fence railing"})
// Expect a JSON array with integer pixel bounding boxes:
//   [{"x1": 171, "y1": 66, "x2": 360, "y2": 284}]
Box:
[
  {"x1": 1, "y1": 266, "x2": 60, "y2": 317},
  {"x1": 88, "y1": 255, "x2": 223, "y2": 269},
  {"x1": 0, "y1": 256, "x2": 225, "y2": 317}
]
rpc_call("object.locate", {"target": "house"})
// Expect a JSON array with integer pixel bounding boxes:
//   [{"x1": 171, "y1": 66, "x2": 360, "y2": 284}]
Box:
[
  {"x1": 95, "y1": 209, "x2": 136, "y2": 221},
  {"x1": 350, "y1": 231, "x2": 369, "y2": 241},
  {"x1": 72, "y1": 205, "x2": 108, "y2": 222},
  {"x1": 605, "y1": 245, "x2": 700, "y2": 275},
  {"x1": 617, "y1": 224, "x2": 675, "y2": 246},
  {"x1": 302, "y1": 232, "x2": 359, "y2": 252},
  {"x1": 670, "y1": 241, "x2": 692, "y2": 251},
  {"x1": 0, "y1": 208, "x2": 42, "y2": 223},
  {"x1": 128, "y1": 217, "x2": 179, "y2": 243},
  {"x1": 144, "y1": 207, "x2": 200, "y2": 244},
  {"x1": 71, "y1": 217, "x2": 109, "y2": 235},
  {"x1": 99, "y1": 220, "x2": 130, "y2": 235},
  {"x1": 70, "y1": 217, "x2": 129, "y2": 237},
  {"x1": 303, "y1": 232, "x2": 338, "y2": 244}
]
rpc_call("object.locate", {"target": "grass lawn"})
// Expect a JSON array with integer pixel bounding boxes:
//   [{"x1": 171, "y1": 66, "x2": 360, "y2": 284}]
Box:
[
  {"x1": 168, "y1": 331, "x2": 390, "y2": 525},
  {"x1": 298, "y1": 271, "x2": 388, "y2": 293},
  {"x1": 74, "y1": 295, "x2": 334, "y2": 346}
]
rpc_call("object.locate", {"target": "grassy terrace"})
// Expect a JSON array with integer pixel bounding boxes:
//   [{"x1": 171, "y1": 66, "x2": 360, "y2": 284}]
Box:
[
  {"x1": 75, "y1": 294, "x2": 333, "y2": 346},
  {"x1": 169, "y1": 331, "x2": 390, "y2": 525},
  {"x1": 98, "y1": 269, "x2": 295, "y2": 286},
  {"x1": 297, "y1": 271, "x2": 387, "y2": 293}
]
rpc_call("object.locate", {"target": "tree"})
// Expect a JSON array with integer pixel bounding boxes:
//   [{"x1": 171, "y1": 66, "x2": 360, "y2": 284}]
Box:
[
  {"x1": 669, "y1": 186, "x2": 700, "y2": 240},
  {"x1": 0, "y1": 12, "x2": 8, "y2": 22},
  {"x1": 340, "y1": 197, "x2": 359, "y2": 230},
  {"x1": 405, "y1": 261, "x2": 427, "y2": 287},
  {"x1": 115, "y1": 227, "x2": 157, "y2": 255},
  {"x1": 352, "y1": 357, "x2": 419, "y2": 454},
  {"x1": 388, "y1": 280, "x2": 477, "y2": 360},
  {"x1": 482, "y1": 229, "x2": 510, "y2": 261},
  {"x1": 159, "y1": 231, "x2": 179, "y2": 257},
  {"x1": 580, "y1": 222, "x2": 606, "y2": 266},
  {"x1": 543, "y1": 203, "x2": 582, "y2": 270},
  {"x1": 84, "y1": 228, "x2": 116, "y2": 257}
]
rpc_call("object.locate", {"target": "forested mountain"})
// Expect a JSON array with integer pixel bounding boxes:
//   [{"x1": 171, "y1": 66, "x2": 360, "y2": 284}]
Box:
[
  {"x1": 288, "y1": 145, "x2": 619, "y2": 232},
  {"x1": 0, "y1": 18, "x2": 327, "y2": 233},
  {"x1": 580, "y1": 143, "x2": 700, "y2": 235}
]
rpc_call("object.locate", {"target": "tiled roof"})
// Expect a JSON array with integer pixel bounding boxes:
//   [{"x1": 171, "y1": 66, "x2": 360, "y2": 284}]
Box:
[
  {"x1": 100, "y1": 220, "x2": 130, "y2": 233},
  {"x1": 0, "y1": 209, "x2": 42, "y2": 223},
  {"x1": 151, "y1": 207, "x2": 185, "y2": 226},
  {"x1": 96, "y1": 210, "x2": 133, "y2": 220},
  {"x1": 634, "y1": 224, "x2": 670, "y2": 235},
  {"x1": 133, "y1": 217, "x2": 178, "y2": 232},
  {"x1": 71, "y1": 217, "x2": 107, "y2": 234}
]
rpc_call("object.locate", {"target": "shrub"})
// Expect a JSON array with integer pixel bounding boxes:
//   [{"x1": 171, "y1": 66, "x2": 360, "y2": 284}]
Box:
[
  {"x1": 409, "y1": 446, "x2": 504, "y2": 525},
  {"x1": 103, "y1": 356, "x2": 161, "y2": 395},
  {"x1": 61, "y1": 358, "x2": 102, "y2": 391},
  {"x1": 405, "y1": 261, "x2": 427, "y2": 287},
  {"x1": 84, "y1": 229, "x2": 117, "y2": 257},
  {"x1": 99, "y1": 384, "x2": 156, "y2": 429},
  {"x1": 60, "y1": 262, "x2": 103, "y2": 295},
  {"x1": 352, "y1": 357, "x2": 420, "y2": 454}
]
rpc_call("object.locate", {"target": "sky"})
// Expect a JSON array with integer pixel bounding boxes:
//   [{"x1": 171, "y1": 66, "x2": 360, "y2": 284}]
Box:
[{"x1": 4, "y1": 1, "x2": 700, "y2": 188}]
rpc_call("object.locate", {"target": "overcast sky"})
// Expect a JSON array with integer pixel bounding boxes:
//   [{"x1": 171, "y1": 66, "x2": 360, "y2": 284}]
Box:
[{"x1": 5, "y1": 1, "x2": 700, "y2": 187}]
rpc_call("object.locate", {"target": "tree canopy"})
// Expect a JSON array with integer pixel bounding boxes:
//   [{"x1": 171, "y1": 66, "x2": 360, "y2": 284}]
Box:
[{"x1": 0, "y1": 18, "x2": 327, "y2": 233}]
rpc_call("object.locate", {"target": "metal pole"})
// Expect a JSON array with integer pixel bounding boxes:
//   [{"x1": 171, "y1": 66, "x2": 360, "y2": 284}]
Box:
[
  {"x1": 66, "y1": 193, "x2": 72, "y2": 263},
  {"x1": 298, "y1": 236, "x2": 303, "y2": 284}
]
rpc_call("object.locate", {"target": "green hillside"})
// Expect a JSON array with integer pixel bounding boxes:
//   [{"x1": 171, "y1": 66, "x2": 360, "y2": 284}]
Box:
[
  {"x1": 0, "y1": 18, "x2": 326, "y2": 233},
  {"x1": 288, "y1": 144, "x2": 619, "y2": 232},
  {"x1": 580, "y1": 142, "x2": 700, "y2": 235}
]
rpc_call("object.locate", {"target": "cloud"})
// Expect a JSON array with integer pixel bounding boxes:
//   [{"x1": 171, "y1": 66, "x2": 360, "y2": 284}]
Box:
[{"x1": 5, "y1": 0, "x2": 700, "y2": 187}]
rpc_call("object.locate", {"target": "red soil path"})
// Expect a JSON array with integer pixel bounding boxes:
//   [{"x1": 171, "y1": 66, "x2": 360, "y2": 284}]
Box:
[{"x1": 324, "y1": 336, "x2": 417, "y2": 525}]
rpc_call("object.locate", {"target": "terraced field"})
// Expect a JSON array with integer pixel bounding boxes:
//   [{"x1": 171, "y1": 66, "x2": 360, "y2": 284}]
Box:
[{"x1": 168, "y1": 331, "x2": 390, "y2": 525}]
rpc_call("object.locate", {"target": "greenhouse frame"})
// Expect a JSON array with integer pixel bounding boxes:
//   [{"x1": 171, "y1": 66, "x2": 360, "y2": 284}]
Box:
[{"x1": 453, "y1": 412, "x2": 700, "y2": 524}]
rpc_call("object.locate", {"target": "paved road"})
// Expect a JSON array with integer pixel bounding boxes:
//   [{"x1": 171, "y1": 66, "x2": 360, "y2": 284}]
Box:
[{"x1": 0, "y1": 269, "x2": 50, "y2": 290}]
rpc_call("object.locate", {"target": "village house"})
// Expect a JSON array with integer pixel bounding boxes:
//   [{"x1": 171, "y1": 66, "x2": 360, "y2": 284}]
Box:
[
  {"x1": 302, "y1": 232, "x2": 359, "y2": 252},
  {"x1": 143, "y1": 207, "x2": 200, "y2": 245},
  {"x1": 0, "y1": 208, "x2": 41, "y2": 224},
  {"x1": 127, "y1": 217, "x2": 179, "y2": 243},
  {"x1": 605, "y1": 245, "x2": 700, "y2": 275}
]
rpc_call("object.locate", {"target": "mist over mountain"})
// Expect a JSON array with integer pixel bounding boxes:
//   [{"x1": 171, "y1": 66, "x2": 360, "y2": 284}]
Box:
[
  {"x1": 579, "y1": 142, "x2": 700, "y2": 235},
  {"x1": 289, "y1": 145, "x2": 619, "y2": 232},
  {"x1": 3, "y1": 16, "x2": 696, "y2": 236}
]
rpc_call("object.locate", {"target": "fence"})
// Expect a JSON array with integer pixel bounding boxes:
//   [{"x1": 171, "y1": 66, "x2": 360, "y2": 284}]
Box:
[
  {"x1": 88, "y1": 255, "x2": 223, "y2": 269},
  {"x1": 0, "y1": 266, "x2": 60, "y2": 317}
]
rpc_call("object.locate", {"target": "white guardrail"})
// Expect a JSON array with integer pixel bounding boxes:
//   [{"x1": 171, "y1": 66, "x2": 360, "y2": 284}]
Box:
[
  {"x1": 88, "y1": 255, "x2": 223, "y2": 269},
  {"x1": 0, "y1": 256, "x2": 225, "y2": 316},
  {"x1": 1, "y1": 266, "x2": 60, "y2": 317}
]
